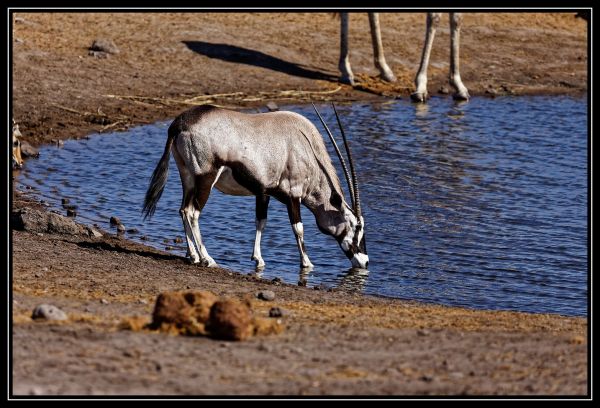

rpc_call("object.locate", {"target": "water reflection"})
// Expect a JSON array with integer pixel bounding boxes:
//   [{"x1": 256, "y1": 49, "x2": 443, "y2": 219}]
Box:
[{"x1": 336, "y1": 268, "x2": 370, "y2": 293}]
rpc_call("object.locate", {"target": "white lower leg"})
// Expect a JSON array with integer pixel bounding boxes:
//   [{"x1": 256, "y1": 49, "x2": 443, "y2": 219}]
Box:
[
  {"x1": 339, "y1": 13, "x2": 355, "y2": 85},
  {"x1": 180, "y1": 209, "x2": 200, "y2": 264},
  {"x1": 251, "y1": 219, "x2": 267, "y2": 268},
  {"x1": 190, "y1": 209, "x2": 217, "y2": 267},
  {"x1": 449, "y1": 12, "x2": 470, "y2": 100},
  {"x1": 412, "y1": 13, "x2": 441, "y2": 102},
  {"x1": 292, "y1": 222, "x2": 313, "y2": 269}
]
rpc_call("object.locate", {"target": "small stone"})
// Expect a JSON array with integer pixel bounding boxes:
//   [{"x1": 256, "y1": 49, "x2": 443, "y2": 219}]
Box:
[
  {"x1": 438, "y1": 85, "x2": 450, "y2": 95},
  {"x1": 31, "y1": 304, "x2": 67, "y2": 321},
  {"x1": 266, "y1": 101, "x2": 279, "y2": 111},
  {"x1": 66, "y1": 209, "x2": 76, "y2": 217},
  {"x1": 419, "y1": 375, "x2": 434, "y2": 382},
  {"x1": 109, "y1": 216, "x2": 121, "y2": 226},
  {"x1": 116, "y1": 224, "x2": 126, "y2": 233},
  {"x1": 90, "y1": 38, "x2": 120, "y2": 54},
  {"x1": 61, "y1": 198, "x2": 70, "y2": 205},
  {"x1": 165, "y1": 245, "x2": 174, "y2": 250},
  {"x1": 271, "y1": 277, "x2": 283, "y2": 285},
  {"x1": 257, "y1": 342, "x2": 272, "y2": 352},
  {"x1": 313, "y1": 283, "x2": 328, "y2": 291},
  {"x1": 100, "y1": 298, "x2": 109, "y2": 305},
  {"x1": 89, "y1": 228, "x2": 103, "y2": 238},
  {"x1": 268, "y1": 307, "x2": 284, "y2": 318},
  {"x1": 173, "y1": 236, "x2": 183, "y2": 243},
  {"x1": 127, "y1": 228, "x2": 139, "y2": 234},
  {"x1": 257, "y1": 290, "x2": 275, "y2": 301}
]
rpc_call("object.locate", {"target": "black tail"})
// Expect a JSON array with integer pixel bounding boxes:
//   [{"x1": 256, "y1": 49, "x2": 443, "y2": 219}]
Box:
[{"x1": 142, "y1": 125, "x2": 177, "y2": 220}]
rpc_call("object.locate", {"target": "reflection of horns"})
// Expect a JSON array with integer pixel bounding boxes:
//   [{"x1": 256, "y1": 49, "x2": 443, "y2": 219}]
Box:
[
  {"x1": 332, "y1": 103, "x2": 361, "y2": 219},
  {"x1": 312, "y1": 103, "x2": 355, "y2": 209}
]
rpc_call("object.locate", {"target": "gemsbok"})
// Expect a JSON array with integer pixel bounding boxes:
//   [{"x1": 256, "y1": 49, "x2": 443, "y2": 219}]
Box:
[
  {"x1": 142, "y1": 104, "x2": 368, "y2": 270},
  {"x1": 339, "y1": 12, "x2": 470, "y2": 102}
]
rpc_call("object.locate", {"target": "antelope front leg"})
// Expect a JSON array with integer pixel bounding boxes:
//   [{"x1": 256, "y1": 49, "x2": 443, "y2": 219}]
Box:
[
  {"x1": 251, "y1": 194, "x2": 270, "y2": 269},
  {"x1": 339, "y1": 13, "x2": 355, "y2": 86},
  {"x1": 449, "y1": 12, "x2": 470, "y2": 101},
  {"x1": 368, "y1": 13, "x2": 396, "y2": 82},
  {"x1": 287, "y1": 198, "x2": 313, "y2": 270},
  {"x1": 411, "y1": 12, "x2": 441, "y2": 102}
]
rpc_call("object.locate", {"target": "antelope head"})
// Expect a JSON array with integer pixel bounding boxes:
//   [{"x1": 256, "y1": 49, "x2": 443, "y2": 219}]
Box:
[
  {"x1": 12, "y1": 119, "x2": 24, "y2": 169},
  {"x1": 313, "y1": 103, "x2": 368, "y2": 269}
]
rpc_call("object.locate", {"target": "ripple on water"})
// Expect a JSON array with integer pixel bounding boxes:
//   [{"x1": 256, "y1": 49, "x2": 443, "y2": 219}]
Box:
[{"x1": 16, "y1": 96, "x2": 588, "y2": 316}]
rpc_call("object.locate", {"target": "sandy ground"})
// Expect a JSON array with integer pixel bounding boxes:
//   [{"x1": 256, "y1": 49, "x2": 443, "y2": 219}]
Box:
[{"x1": 10, "y1": 12, "x2": 589, "y2": 397}]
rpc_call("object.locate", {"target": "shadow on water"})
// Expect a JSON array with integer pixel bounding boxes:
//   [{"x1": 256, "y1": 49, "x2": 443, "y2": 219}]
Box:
[{"x1": 183, "y1": 41, "x2": 338, "y2": 82}]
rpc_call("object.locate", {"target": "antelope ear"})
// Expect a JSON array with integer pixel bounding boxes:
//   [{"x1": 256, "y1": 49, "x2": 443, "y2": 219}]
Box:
[{"x1": 329, "y1": 192, "x2": 343, "y2": 209}]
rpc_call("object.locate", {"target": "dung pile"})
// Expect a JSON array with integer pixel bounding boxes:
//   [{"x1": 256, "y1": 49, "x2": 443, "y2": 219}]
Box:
[{"x1": 121, "y1": 290, "x2": 284, "y2": 341}]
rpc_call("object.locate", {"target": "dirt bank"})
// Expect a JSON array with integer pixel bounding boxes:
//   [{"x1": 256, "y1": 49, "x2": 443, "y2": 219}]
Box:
[
  {"x1": 12, "y1": 12, "x2": 587, "y2": 146},
  {"x1": 10, "y1": 12, "x2": 588, "y2": 397}
]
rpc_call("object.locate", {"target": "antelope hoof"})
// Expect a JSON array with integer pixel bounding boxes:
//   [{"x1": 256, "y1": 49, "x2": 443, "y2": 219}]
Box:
[
  {"x1": 453, "y1": 90, "x2": 470, "y2": 101},
  {"x1": 252, "y1": 256, "x2": 265, "y2": 269},
  {"x1": 410, "y1": 91, "x2": 428, "y2": 103},
  {"x1": 201, "y1": 258, "x2": 218, "y2": 268},
  {"x1": 339, "y1": 74, "x2": 355, "y2": 86},
  {"x1": 380, "y1": 71, "x2": 397, "y2": 83}
]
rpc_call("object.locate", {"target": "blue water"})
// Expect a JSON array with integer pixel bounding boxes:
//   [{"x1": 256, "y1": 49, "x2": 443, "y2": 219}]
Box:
[{"x1": 16, "y1": 96, "x2": 588, "y2": 316}]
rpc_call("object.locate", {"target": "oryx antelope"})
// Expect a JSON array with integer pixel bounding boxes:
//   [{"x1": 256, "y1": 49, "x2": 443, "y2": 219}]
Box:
[
  {"x1": 339, "y1": 12, "x2": 470, "y2": 102},
  {"x1": 142, "y1": 104, "x2": 368, "y2": 270},
  {"x1": 12, "y1": 119, "x2": 24, "y2": 169}
]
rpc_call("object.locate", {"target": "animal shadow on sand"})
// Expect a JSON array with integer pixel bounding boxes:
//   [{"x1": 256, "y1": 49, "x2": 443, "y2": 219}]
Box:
[{"x1": 183, "y1": 41, "x2": 338, "y2": 82}]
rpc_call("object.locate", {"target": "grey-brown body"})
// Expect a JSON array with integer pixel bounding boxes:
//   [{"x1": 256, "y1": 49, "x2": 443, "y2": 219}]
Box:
[
  {"x1": 338, "y1": 12, "x2": 469, "y2": 102},
  {"x1": 143, "y1": 105, "x2": 368, "y2": 270}
]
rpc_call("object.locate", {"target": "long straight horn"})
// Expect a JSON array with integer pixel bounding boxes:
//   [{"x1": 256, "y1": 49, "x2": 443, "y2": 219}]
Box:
[
  {"x1": 332, "y1": 103, "x2": 361, "y2": 218},
  {"x1": 312, "y1": 103, "x2": 355, "y2": 207}
]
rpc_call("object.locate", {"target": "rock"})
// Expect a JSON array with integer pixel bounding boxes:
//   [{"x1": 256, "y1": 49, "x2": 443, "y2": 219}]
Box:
[
  {"x1": 66, "y1": 209, "x2": 76, "y2": 218},
  {"x1": 268, "y1": 307, "x2": 285, "y2": 318},
  {"x1": 173, "y1": 236, "x2": 183, "y2": 243},
  {"x1": 313, "y1": 283, "x2": 328, "y2": 291},
  {"x1": 266, "y1": 101, "x2": 279, "y2": 111},
  {"x1": 127, "y1": 228, "x2": 139, "y2": 234},
  {"x1": 257, "y1": 290, "x2": 275, "y2": 301},
  {"x1": 61, "y1": 198, "x2": 70, "y2": 206},
  {"x1": 20, "y1": 141, "x2": 39, "y2": 158},
  {"x1": 89, "y1": 39, "x2": 120, "y2": 55},
  {"x1": 116, "y1": 224, "x2": 126, "y2": 233},
  {"x1": 100, "y1": 298, "x2": 109, "y2": 305},
  {"x1": 88, "y1": 50, "x2": 108, "y2": 59},
  {"x1": 207, "y1": 299, "x2": 253, "y2": 341},
  {"x1": 11, "y1": 208, "x2": 88, "y2": 235},
  {"x1": 89, "y1": 228, "x2": 103, "y2": 238},
  {"x1": 271, "y1": 277, "x2": 283, "y2": 285},
  {"x1": 109, "y1": 216, "x2": 121, "y2": 226},
  {"x1": 31, "y1": 304, "x2": 67, "y2": 321},
  {"x1": 438, "y1": 86, "x2": 450, "y2": 95}
]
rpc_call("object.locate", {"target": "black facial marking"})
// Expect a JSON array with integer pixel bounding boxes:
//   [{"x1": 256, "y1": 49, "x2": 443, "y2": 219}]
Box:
[{"x1": 329, "y1": 192, "x2": 342, "y2": 209}]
